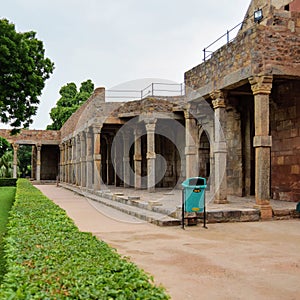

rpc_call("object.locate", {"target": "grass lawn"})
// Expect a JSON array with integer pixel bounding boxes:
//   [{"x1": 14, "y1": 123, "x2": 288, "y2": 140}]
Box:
[{"x1": 0, "y1": 187, "x2": 15, "y2": 283}]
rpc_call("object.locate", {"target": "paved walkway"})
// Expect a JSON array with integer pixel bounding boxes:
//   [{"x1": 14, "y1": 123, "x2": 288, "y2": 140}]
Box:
[{"x1": 35, "y1": 185, "x2": 300, "y2": 300}]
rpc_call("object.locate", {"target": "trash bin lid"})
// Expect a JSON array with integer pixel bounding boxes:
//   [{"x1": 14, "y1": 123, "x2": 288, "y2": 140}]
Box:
[{"x1": 182, "y1": 177, "x2": 207, "y2": 188}]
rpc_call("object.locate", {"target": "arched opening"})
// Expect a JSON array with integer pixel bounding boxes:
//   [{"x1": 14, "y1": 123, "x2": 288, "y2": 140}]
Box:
[{"x1": 198, "y1": 131, "x2": 210, "y2": 179}]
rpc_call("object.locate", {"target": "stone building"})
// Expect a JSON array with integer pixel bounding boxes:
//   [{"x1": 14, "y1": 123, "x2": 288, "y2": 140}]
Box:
[{"x1": 0, "y1": 0, "x2": 299, "y2": 220}]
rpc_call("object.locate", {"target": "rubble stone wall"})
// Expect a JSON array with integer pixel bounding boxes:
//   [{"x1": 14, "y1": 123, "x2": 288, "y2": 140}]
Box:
[{"x1": 271, "y1": 80, "x2": 300, "y2": 201}]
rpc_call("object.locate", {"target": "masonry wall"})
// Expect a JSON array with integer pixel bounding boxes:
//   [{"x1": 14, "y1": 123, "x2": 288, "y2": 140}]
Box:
[{"x1": 271, "y1": 80, "x2": 300, "y2": 201}]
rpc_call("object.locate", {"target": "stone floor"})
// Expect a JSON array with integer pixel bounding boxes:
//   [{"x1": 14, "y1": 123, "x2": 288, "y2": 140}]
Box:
[{"x1": 57, "y1": 183, "x2": 299, "y2": 224}]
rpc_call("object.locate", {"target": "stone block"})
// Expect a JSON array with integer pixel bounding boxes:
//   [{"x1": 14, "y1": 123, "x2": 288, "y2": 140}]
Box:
[{"x1": 273, "y1": 209, "x2": 291, "y2": 217}]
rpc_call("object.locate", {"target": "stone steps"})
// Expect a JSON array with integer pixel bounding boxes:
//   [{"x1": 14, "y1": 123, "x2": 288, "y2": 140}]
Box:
[
  {"x1": 62, "y1": 185, "x2": 181, "y2": 226},
  {"x1": 60, "y1": 184, "x2": 264, "y2": 226}
]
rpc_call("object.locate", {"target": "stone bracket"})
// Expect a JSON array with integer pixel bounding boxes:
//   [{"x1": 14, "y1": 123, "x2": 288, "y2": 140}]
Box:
[
  {"x1": 146, "y1": 152, "x2": 156, "y2": 159},
  {"x1": 253, "y1": 136, "x2": 272, "y2": 147}
]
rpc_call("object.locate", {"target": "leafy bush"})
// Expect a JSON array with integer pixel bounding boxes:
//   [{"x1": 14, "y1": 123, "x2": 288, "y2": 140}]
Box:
[
  {"x1": 0, "y1": 187, "x2": 16, "y2": 283},
  {"x1": 0, "y1": 179, "x2": 17, "y2": 187},
  {"x1": 0, "y1": 179, "x2": 169, "y2": 299}
]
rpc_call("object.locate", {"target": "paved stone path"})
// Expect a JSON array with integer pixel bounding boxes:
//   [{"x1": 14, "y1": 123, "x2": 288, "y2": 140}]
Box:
[{"x1": 36, "y1": 185, "x2": 300, "y2": 300}]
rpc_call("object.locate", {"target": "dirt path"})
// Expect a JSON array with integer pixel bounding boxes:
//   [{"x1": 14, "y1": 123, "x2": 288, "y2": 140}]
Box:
[{"x1": 36, "y1": 185, "x2": 300, "y2": 300}]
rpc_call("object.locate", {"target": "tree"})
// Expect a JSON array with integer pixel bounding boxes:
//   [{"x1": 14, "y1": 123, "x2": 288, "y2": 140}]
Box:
[
  {"x1": 0, "y1": 19, "x2": 54, "y2": 132},
  {"x1": 0, "y1": 137, "x2": 11, "y2": 158},
  {"x1": 47, "y1": 79, "x2": 94, "y2": 130}
]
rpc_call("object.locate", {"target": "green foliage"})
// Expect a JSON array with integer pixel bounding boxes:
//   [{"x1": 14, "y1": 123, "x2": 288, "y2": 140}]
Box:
[
  {"x1": 47, "y1": 80, "x2": 94, "y2": 130},
  {"x1": 0, "y1": 137, "x2": 11, "y2": 158},
  {"x1": 0, "y1": 138, "x2": 13, "y2": 178},
  {"x1": 0, "y1": 150, "x2": 13, "y2": 178},
  {"x1": 17, "y1": 145, "x2": 32, "y2": 178},
  {"x1": 0, "y1": 179, "x2": 17, "y2": 187},
  {"x1": 0, "y1": 19, "x2": 54, "y2": 131},
  {"x1": 0, "y1": 179, "x2": 170, "y2": 299},
  {"x1": 0, "y1": 187, "x2": 15, "y2": 283}
]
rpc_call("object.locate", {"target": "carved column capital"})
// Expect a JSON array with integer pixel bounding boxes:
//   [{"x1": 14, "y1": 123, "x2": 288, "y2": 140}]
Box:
[
  {"x1": 210, "y1": 90, "x2": 223, "y2": 100},
  {"x1": 210, "y1": 90, "x2": 227, "y2": 109},
  {"x1": 92, "y1": 125, "x2": 102, "y2": 134},
  {"x1": 12, "y1": 143, "x2": 19, "y2": 151},
  {"x1": 145, "y1": 119, "x2": 157, "y2": 132},
  {"x1": 249, "y1": 75, "x2": 273, "y2": 95}
]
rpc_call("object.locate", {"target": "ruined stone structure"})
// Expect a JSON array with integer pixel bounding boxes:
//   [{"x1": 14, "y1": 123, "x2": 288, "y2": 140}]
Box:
[{"x1": 0, "y1": 0, "x2": 299, "y2": 219}]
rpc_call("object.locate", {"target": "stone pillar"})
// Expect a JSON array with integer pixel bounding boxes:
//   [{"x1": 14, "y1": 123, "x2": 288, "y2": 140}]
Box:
[
  {"x1": 36, "y1": 144, "x2": 42, "y2": 182},
  {"x1": 134, "y1": 128, "x2": 142, "y2": 189},
  {"x1": 12, "y1": 143, "x2": 19, "y2": 178},
  {"x1": 184, "y1": 109, "x2": 198, "y2": 178},
  {"x1": 75, "y1": 135, "x2": 81, "y2": 186},
  {"x1": 93, "y1": 126, "x2": 102, "y2": 190},
  {"x1": 123, "y1": 129, "x2": 131, "y2": 188},
  {"x1": 64, "y1": 142, "x2": 68, "y2": 183},
  {"x1": 106, "y1": 135, "x2": 114, "y2": 185},
  {"x1": 59, "y1": 144, "x2": 64, "y2": 182},
  {"x1": 80, "y1": 131, "x2": 86, "y2": 188},
  {"x1": 86, "y1": 129, "x2": 93, "y2": 190},
  {"x1": 249, "y1": 75, "x2": 273, "y2": 220},
  {"x1": 145, "y1": 119, "x2": 157, "y2": 192},
  {"x1": 71, "y1": 138, "x2": 76, "y2": 185},
  {"x1": 211, "y1": 90, "x2": 228, "y2": 204},
  {"x1": 68, "y1": 140, "x2": 72, "y2": 184}
]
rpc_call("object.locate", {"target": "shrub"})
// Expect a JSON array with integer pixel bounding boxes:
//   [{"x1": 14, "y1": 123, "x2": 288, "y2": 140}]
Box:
[
  {"x1": 0, "y1": 186, "x2": 16, "y2": 283},
  {"x1": 0, "y1": 179, "x2": 169, "y2": 299},
  {"x1": 0, "y1": 178, "x2": 17, "y2": 187}
]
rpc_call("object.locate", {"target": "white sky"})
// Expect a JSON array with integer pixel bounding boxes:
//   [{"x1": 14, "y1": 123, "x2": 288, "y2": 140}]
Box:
[{"x1": 1, "y1": 0, "x2": 250, "y2": 129}]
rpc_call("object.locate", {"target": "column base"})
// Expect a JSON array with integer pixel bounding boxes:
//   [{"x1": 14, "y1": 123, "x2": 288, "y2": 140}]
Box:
[
  {"x1": 254, "y1": 204, "x2": 273, "y2": 220},
  {"x1": 214, "y1": 198, "x2": 229, "y2": 204}
]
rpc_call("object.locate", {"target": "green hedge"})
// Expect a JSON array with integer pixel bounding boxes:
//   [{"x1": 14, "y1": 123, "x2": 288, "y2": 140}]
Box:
[
  {"x1": 0, "y1": 179, "x2": 17, "y2": 187},
  {"x1": 0, "y1": 179, "x2": 169, "y2": 299}
]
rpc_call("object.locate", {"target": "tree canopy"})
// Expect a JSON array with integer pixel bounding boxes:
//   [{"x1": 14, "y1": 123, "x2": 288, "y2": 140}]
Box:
[
  {"x1": 47, "y1": 80, "x2": 94, "y2": 130},
  {"x1": 0, "y1": 19, "x2": 54, "y2": 132}
]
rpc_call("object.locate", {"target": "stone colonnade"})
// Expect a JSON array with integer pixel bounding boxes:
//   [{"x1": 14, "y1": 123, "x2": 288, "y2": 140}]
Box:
[
  {"x1": 184, "y1": 74, "x2": 273, "y2": 215},
  {"x1": 59, "y1": 115, "x2": 189, "y2": 192},
  {"x1": 12, "y1": 143, "x2": 42, "y2": 180}
]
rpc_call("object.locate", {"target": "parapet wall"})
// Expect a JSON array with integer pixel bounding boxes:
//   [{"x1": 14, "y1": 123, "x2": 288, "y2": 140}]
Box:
[
  {"x1": 0, "y1": 129, "x2": 60, "y2": 145},
  {"x1": 184, "y1": 1, "x2": 300, "y2": 95}
]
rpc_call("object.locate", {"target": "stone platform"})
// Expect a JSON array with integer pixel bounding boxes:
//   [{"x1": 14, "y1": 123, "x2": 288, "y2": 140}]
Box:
[{"x1": 58, "y1": 184, "x2": 299, "y2": 226}]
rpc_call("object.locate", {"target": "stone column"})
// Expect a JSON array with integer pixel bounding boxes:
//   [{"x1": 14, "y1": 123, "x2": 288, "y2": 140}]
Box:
[
  {"x1": 86, "y1": 129, "x2": 93, "y2": 190},
  {"x1": 145, "y1": 119, "x2": 157, "y2": 192},
  {"x1": 12, "y1": 143, "x2": 19, "y2": 178},
  {"x1": 71, "y1": 138, "x2": 76, "y2": 184},
  {"x1": 249, "y1": 75, "x2": 273, "y2": 220},
  {"x1": 123, "y1": 129, "x2": 131, "y2": 188},
  {"x1": 184, "y1": 109, "x2": 198, "y2": 178},
  {"x1": 106, "y1": 135, "x2": 114, "y2": 185},
  {"x1": 134, "y1": 128, "x2": 142, "y2": 189},
  {"x1": 64, "y1": 142, "x2": 68, "y2": 183},
  {"x1": 68, "y1": 140, "x2": 72, "y2": 184},
  {"x1": 75, "y1": 135, "x2": 81, "y2": 186},
  {"x1": 211, "y1": 90, "x2": 228, "y2": 204},
  {"x1": 93, "y1": 126, "x2": 102, "y2": 190},
  {"x1": 59, "y1": 144, "x2": 64, "y2": 182},
  {"x1": 80, "y1": 131, "x2": 86, "y2": 188},
  {"x1": 36, "y1": 144, "x2": 42, "y2": 182}
]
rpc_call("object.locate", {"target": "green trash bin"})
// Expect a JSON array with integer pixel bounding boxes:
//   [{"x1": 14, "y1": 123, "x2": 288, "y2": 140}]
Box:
[{"x1": 181, "y1": 177, "x2": 207, "y2": 229}]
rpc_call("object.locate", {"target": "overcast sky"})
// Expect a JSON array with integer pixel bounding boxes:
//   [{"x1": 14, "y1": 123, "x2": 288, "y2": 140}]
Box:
[{"x1": 2, "y1": 0, "x2": 250, "y2": 129}]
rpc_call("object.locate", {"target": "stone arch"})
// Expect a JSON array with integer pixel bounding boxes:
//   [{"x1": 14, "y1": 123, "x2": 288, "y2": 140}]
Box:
[{"x1": 198, "y1": 128, "x2": 211, "y2": 179}]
